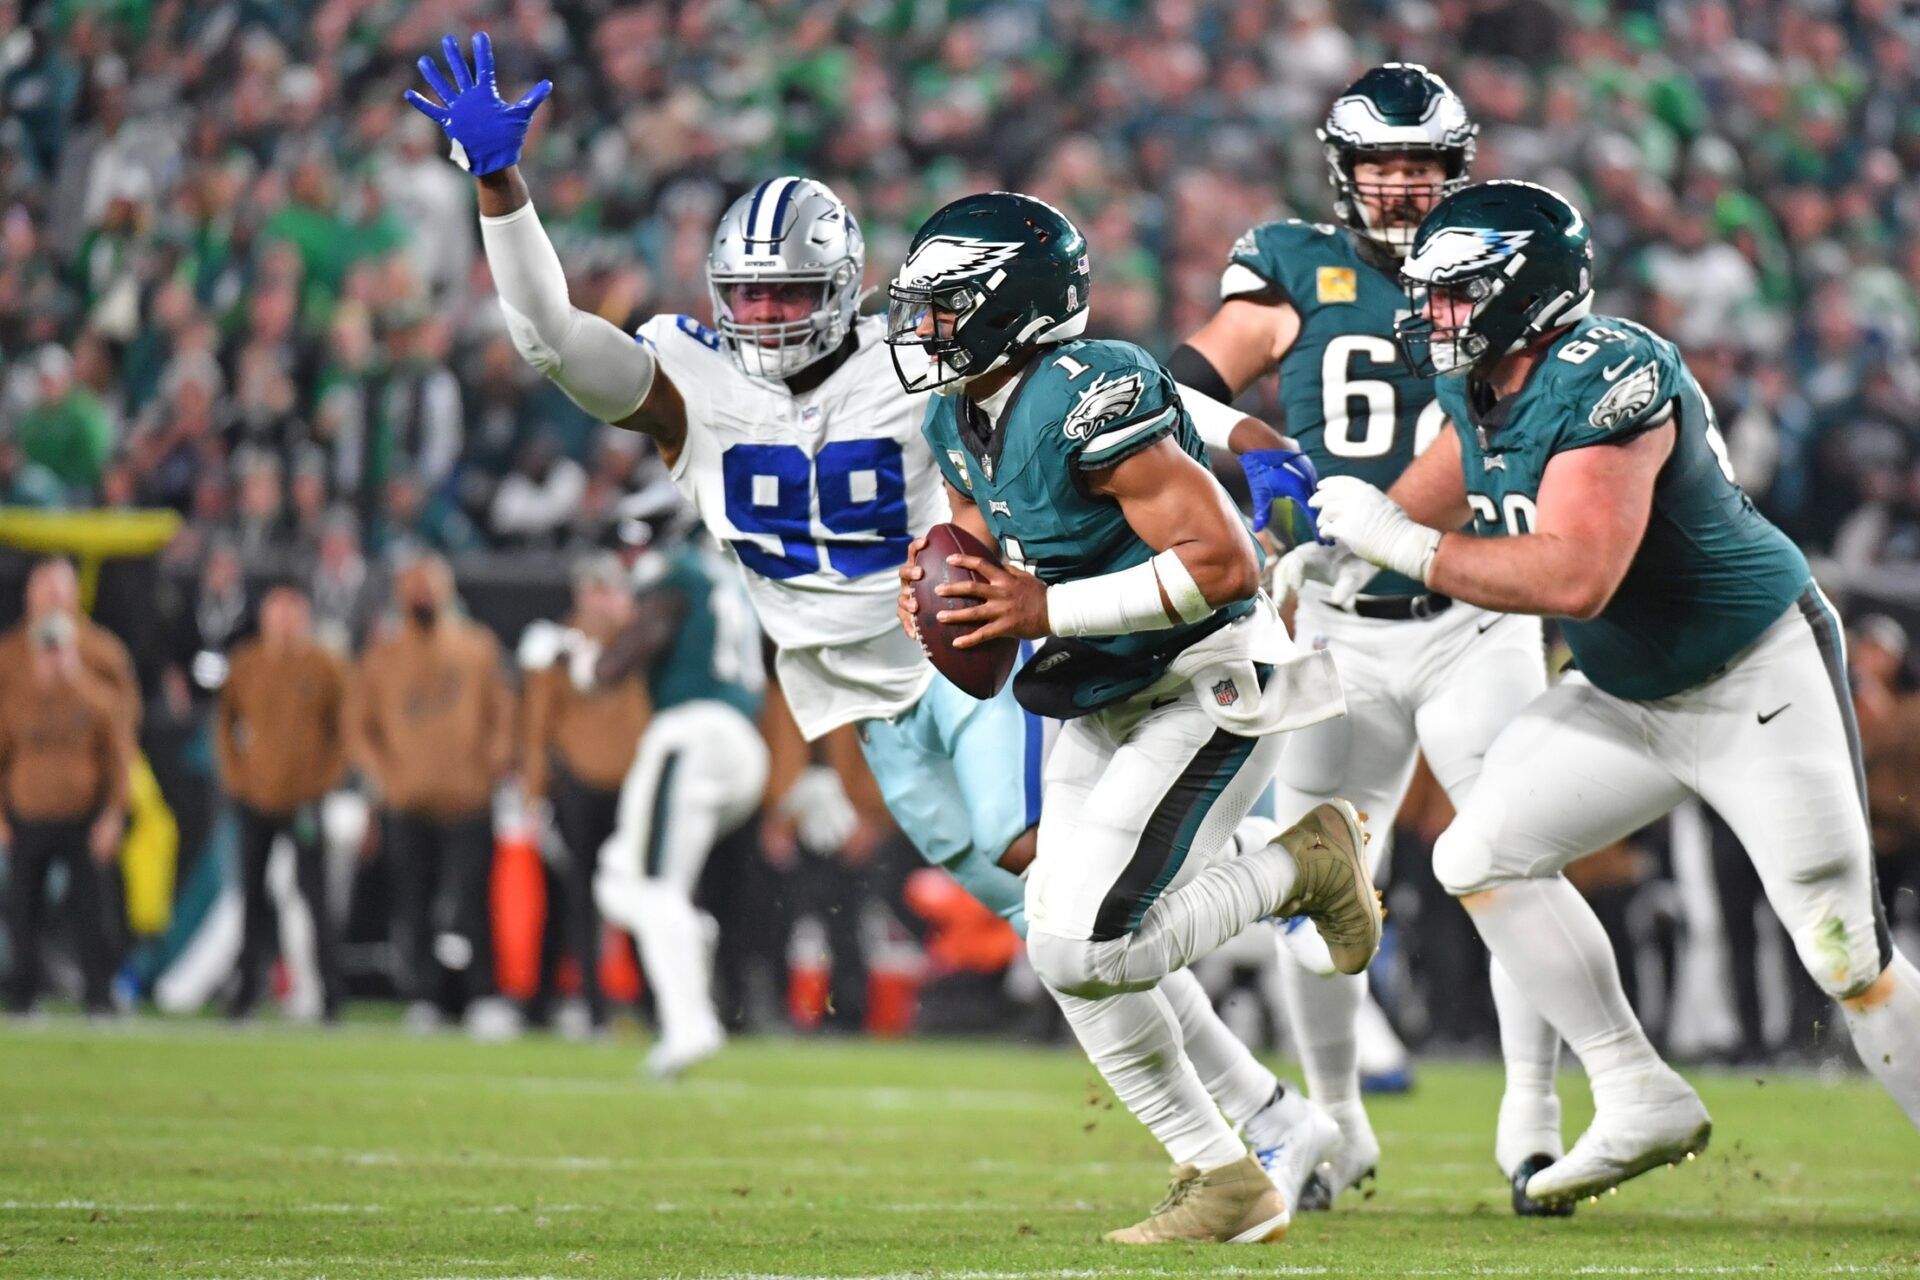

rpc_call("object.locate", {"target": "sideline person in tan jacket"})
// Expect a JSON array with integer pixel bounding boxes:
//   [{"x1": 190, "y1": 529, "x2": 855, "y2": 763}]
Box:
[
  {"x1": 216, "y1": 583, "x2": 348, "y2": 1021},
  {"x1": 0, "y1": 557, "x2": 140, "y2": 748},
  {"x1": 0, "y1": 612, "x2": 128, "y2": 1016},
  {"x1": 518, "y1": 552, "x2": 650, "y2": 1032},
  {"x1": 348, "y1": 554, "x2": 514, "y2": 1033}
]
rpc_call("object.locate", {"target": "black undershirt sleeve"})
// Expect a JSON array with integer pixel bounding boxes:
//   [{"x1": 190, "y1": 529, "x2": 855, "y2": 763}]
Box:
[{"x1": 1167, "y1": 343, "x2": 1235, "y2": 406}]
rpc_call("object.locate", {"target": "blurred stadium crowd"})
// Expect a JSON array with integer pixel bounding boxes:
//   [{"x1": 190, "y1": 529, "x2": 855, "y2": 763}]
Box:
[{"x1": 2, "y1": 0, "x2": 1919, "y2": 1060}]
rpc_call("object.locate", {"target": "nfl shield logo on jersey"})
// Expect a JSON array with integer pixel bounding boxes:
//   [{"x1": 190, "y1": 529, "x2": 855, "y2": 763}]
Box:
[{"x1": 1212, "y1": 678, "x2": 1240, "y2": 707}]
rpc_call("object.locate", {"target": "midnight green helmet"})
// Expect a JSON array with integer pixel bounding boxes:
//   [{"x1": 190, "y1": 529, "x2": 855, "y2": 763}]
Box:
[
  {"x1": 1395, "y1": 180, "x2": 1594, "y2": 378},
  {"x1": 885, "y1": 192, "x2": 1091, "y2": 394},
  {"x1": 1318, "y1": 63, "x2": 1477, "y2": 256}
]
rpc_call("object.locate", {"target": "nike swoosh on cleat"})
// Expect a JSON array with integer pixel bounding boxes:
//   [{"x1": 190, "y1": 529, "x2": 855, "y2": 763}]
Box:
[{"x1": 1757, "y1": 703, "x2": 1791, "y2": 725}]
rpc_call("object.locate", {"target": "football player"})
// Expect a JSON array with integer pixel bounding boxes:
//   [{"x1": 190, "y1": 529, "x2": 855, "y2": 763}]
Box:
[
  {"x1": 1311, "y1": 178, "x2": 1920, "y2": 1204},
  {"x1": 403, "y1": 35, "x2": 1034, "y2": 929},
  {"x1": 587, "y1": 495, "x2": 768, "y2": 1078},
  {"x1": 1173, "y1": 64, "x2": 1568, "y2": 1213},
  {"x1": 407, "y1": 35, "x2": 1338, "y2": 1133},
  {"x1": 890, "y1": 191, "x2": 1383, "y2": 1244}
]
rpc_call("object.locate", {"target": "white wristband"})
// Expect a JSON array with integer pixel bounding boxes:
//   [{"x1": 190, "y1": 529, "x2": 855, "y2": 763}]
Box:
[
  {"x1": 1047, "y1": 559, "x2": 1168, "y2": 637},
  {"x1": 1152, "y1": 549, "x2": 1212, "y2": 623},
  {"x1": 1391, "y1": 524, "x2": 1443, "y2": 586}
]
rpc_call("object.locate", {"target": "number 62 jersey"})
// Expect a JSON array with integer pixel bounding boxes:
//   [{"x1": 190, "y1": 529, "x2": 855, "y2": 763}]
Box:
[{"x1": 641, "y1": 312, "x2": 950, "y2": 741}]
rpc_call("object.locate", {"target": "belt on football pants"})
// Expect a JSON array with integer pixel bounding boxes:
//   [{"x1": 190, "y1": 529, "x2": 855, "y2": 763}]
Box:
[{"x1": 1337, "y1": 592, "x2": 1454, "y2": 621}]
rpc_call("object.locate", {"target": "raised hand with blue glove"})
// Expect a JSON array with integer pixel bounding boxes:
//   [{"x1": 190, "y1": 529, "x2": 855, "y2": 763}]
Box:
[
  {"x1": 404, "y1": 32, "x2": 552, "y2": 177},
  {"x1": 1240, "y1": 448, "x2": 1321, "y2": 552}
]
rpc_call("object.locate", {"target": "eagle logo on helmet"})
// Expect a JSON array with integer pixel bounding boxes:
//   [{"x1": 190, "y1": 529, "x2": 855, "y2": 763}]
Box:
[
  {"x1": 1060, "y1": 371, "x2": 1145, "y2": 441},
  {"x1": 1412, "y1": 228, "x2": 1534, "y2": 283},
  {"x1": 897, "y1": 235, "x2": 1024, "y2": 288}
]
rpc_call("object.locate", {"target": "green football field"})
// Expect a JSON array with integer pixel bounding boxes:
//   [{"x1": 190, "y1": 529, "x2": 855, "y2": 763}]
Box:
[{"x1": 1, "y1": 1020, "x2": 1916, "y2": 1279}]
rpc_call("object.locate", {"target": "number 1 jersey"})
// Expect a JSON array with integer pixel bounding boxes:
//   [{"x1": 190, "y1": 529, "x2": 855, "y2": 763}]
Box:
[{"x1": 643, "y1": 313, "x2": 950, "y2": 740}]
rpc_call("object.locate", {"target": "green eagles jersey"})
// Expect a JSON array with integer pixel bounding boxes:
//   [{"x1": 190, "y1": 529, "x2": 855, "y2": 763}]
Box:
[
  {"x1": 1227, "y1": 219, "x2": 1446, "y2": 596},
  {"x1": 921, "y1": 339, "x2": 1255, "y2": 714},
  {"x1": 1436, "y1": 314, "x2": 1810, "y2": 701},
  {"x1": 633, "y1": 541, "x2": 764, "y2": 719}
]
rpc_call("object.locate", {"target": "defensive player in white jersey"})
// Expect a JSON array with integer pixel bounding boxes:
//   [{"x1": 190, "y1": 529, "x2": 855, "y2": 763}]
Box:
[
  {"x1": 1173, "y1": 65, "x2": 1568, "y2": 1214},
  {"x1": 407, "y1": 37, "x2": 1359, "y2": 1170}
]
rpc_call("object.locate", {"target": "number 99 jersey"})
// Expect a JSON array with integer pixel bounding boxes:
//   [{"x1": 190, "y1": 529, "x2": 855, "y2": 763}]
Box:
[
  {"x1": 1223, "y1": 219, "x2": 1446, "y2": 597},
  {"x1": 641, "y1": 312, "x2": 951, "y2": 739}
]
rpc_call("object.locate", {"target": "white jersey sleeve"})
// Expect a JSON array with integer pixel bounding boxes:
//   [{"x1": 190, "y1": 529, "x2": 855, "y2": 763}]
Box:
[{"x1": 640, "y1": 314, "x2": 948, "y2": 738}]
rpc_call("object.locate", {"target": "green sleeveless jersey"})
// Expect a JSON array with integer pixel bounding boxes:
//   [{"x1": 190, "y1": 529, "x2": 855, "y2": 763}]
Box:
[
  {"x1": 1435, "y1": 314, "x2": 1810, "y2": 701},
  {"x1": 633, "y1": 541, "x2": 764, "y2": 719},
  {"x1": 921, "y1": 339, "x2": 1255, "y2": 712},
  {"x1": 1226, "y1": 219, "x2": 1446, "y2": 596}
]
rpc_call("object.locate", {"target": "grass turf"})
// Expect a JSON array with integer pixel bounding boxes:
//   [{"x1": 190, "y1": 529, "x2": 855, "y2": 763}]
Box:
[{"x1": 0, "y1": 1020, "x2": 1915, "y2": 1278}]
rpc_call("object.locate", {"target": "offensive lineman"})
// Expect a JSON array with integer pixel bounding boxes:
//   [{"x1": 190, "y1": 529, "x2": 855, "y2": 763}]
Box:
[
  {"x1": 889, "y1": 191, "x2": 1382, "y2": 1243},
  {"x1": 406, "y1": 34, "x2": 1354, "y2": 1161},
  {"x1": 1175, "y1": 64, "x2": 1568, "y2": 1213},
  {"x1": 1313, "y1": 178, "x2": 1920, "y2": 1204}
]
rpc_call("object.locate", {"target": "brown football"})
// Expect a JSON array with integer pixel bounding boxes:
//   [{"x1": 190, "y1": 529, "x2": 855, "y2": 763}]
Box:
[{"x1": 912, "y1": 522, "x2": 1020, "y2": 700}]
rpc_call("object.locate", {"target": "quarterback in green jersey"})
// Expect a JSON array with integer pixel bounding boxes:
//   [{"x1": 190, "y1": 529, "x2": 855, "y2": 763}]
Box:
[
  {"x1": 1308, "y1": 179, "x2": 1920, "y2": 1204},
  {"x1": 887, "y1": 191, "x2": 1383, "y2": 1245},
  {"x1": 1175, "y1": 64, "x2": 1565, "y2": 1216}
]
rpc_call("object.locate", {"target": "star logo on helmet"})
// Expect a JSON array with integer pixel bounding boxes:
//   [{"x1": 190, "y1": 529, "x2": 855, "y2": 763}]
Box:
[
  {"x1": 897, "y1": 235, "x2": 1024, "y2": 287},
  {"x1": 1409, "y1": 227, "x2": 1534, "y2": 283}
]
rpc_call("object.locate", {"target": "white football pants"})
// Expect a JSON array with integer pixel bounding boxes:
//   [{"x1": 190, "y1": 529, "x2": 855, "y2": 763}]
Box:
[
  {"x1": 1436, "y1": 590, "x2": 1920, "y2": 1125},
  {"x1": 595, "y1": 699, "x2": 768, "y2": 1047},
  {"x1": 1273, "y1": 589, "x2": 1556, "y2": 1159}
]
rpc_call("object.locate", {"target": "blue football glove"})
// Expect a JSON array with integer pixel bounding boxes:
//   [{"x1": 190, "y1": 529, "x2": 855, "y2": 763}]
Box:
[
  {"x1": 1240, "y1": 448, "x2": 1320, "y2": 549},
  {"x1": 404, "y1": 32, "x2": 552, "y2": 177}
]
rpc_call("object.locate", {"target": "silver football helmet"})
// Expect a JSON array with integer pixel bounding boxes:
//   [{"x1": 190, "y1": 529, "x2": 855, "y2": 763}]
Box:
[{"x1": 707, "y1": 176, "x2": 865, "y2": 380}]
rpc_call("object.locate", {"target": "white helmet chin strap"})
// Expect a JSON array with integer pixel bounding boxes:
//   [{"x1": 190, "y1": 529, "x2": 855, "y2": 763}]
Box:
[{"x1": 944, "y1": 307, "x2": 1093, "y2": 393}]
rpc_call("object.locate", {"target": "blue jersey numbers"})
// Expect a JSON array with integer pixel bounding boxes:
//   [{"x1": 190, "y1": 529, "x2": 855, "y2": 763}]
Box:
[{"x1": 721, "y1": 440, "x2": 909, "y2": 580}]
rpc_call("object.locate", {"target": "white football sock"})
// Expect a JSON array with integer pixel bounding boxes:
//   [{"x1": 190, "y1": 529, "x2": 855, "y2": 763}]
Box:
[
  {"x1": 1052, "y1": 983, "x2": 1247, "y2": 1170},
  {"x1": 1355, "y1": 988, "x2": 1409, "y2": 1077},
  {"x1": 1159, "y1": 967, "x2": 1279, "y2": 1127},
  {"x1": 1276, "y1": 947, "x2": 1364, "y2": 1109},
  {"x1": 1464, "y1": 878, "x2": 1665, "y2": 1089},
  {"x1": 1491, "y1": 954, "x2": 1566, "y2": 1170},
  {"x1": 607, "y1": 878, "x2": 721, "y2": 1045},
  {"x1": 1840, "y1": 948, "x2": 1920, "y2": 1128},
  {"x1": 1098, "y1": 843, "x2": 1299, "y2": 988}
]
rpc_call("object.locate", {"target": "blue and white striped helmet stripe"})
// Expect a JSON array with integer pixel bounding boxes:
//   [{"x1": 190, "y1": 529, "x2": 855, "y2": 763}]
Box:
[{"x1": 746, "y1": 176, "x2": 801, "y2": 246}]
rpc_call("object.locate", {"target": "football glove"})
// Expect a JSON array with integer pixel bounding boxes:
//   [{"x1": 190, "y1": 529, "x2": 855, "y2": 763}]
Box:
[
  {"x1": 781, "y1": 765, "x2": 860, "y2": 857},
  {"x1": 1309, "y1": 476, "x2": 1441, "y2": 589},
  {"x1": 404, "y1": 32, "x2": 552, "y2": 176},
  {"x1": 1270, "y1": 541, "x2": 1377, "y2": 609},
  {"x1": 1240, "y1": 448, "x2": 1320, "y2": 548}
]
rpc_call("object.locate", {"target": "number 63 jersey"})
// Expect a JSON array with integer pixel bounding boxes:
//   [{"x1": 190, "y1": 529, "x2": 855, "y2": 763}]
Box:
[
  {"x1": 1436, "y1": 314, "x2": 1811, "y2": 702},
  {"x1": 1224, "y1": 219, "x2": 1448, "y2": 597},
  {"x1": 642, "y1": 313, "x2": 950, "y2": 741}
]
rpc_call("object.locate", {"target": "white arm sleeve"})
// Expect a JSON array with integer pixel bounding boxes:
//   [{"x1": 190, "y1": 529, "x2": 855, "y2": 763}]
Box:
[
  {"x1": 1175, "y1": 381, "x2": 1248, "y2": 455},
  {"x1": 480, "y1": 201, "x2": 657, "y2": 424}
]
